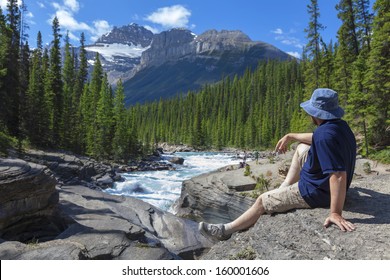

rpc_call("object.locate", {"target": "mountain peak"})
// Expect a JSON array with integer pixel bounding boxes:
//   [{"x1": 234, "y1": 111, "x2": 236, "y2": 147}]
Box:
[
  {"x1": 95, "y1": 24, "x2": 153, "y2": 47},
  {"x1": 197, "y1": 29, "x2": 252, "y2": 43}
]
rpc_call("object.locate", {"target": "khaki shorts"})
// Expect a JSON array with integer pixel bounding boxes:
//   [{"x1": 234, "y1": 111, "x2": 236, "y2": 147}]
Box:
[{"x1": 262, "y1": 183, "x2": 310, "y2": 214}]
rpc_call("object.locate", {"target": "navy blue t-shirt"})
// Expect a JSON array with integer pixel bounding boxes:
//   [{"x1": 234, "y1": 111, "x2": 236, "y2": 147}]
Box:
[{"x1": 298, "y1": 119, "x2": 356, "y2": 208}]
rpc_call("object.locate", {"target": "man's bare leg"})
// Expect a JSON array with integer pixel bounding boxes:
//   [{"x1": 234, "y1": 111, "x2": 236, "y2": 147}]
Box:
[
  {"x1": 199, "y1": 143, "x2": 311, "y2": 240},
  {"x1": 280, "y1": 143, "x2": 310, "y2": 187},
  {"x1": 224, "y1": 195, "x2": 266, "y2": 233}
]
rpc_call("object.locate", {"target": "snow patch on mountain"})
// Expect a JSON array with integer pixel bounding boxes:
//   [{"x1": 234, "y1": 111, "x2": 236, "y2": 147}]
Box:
[{"x1": 85, "y1": 43, "x2": 151, "y2": 63}]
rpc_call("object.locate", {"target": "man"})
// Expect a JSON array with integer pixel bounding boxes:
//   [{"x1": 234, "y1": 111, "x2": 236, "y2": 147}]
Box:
[{"x1": 199, "y1": 88, "x2": 357, "y2": 241}]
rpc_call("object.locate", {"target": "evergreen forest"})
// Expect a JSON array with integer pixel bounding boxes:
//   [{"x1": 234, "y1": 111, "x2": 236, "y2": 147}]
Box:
[{"x1": 0, "y1": 0, "x2": 389, "y2": 163}]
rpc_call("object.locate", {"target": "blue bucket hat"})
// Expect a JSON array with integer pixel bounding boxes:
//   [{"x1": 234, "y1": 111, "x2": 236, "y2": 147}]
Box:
[{"x1": 300, "y1": 88, "x2": 344, "y2": 120}]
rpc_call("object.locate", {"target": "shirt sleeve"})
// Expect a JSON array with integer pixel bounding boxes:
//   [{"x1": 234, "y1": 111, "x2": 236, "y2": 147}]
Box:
[{"x1": 315, "y1": 136, "x2": 346, "y2": 174}]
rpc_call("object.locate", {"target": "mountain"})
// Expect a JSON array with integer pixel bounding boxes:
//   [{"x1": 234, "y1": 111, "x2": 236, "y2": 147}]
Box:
[
  {"x1": 84, "y1": 24, "x2": 154, "y2": 85},
  {"x1": 123, "y1": 28, "x2": 292, "y2": 105},
  {"x1": 86, "y1": 24, "x2": 293, "y2": 105}
]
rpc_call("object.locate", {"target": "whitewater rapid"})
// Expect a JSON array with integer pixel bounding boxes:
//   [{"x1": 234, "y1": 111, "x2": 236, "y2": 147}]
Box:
[{"x1": 104, "y1": 152, "x2": 242, "y2": 212}]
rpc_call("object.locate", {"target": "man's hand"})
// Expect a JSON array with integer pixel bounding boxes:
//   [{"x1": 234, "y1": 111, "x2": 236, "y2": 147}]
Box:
[
  {"x1": 275, "y1": 133, "x2": 313, "y2": 154},
  {"x1": 275, "y1": 134, "x2": 290, "y2": 154},
  {"x1": 324, "y1": 212, "x2": 356, "y2": 232}
]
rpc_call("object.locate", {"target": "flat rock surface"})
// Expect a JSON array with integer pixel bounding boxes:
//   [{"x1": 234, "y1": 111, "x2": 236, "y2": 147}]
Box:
[
  {"x1": 0, "y1": 183, "x2": 212, "y2": 260},
  {"x1": 194, "y1": 155, "x2": 390, "y2": 260}
]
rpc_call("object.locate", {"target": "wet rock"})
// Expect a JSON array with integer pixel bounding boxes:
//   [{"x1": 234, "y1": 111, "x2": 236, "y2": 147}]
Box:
[{"x1": 169, "y1": 157, "x2": 185, "y2": 165}]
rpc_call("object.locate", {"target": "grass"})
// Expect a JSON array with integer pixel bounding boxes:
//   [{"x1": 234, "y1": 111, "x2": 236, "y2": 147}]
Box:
[
  {"x1": 370, "y1": 148, "x2": 390, "y2": 164},
  {"x1": 229, "y1": 246, "x2": 257, "y2": 260}
]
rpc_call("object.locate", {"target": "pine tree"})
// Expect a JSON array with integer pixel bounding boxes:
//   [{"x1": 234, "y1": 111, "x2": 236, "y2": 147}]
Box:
[
  {"x1": 304, "y1": 0, "x2": 325, "y2": 89},
  {"x1": 78, "y1": 83, "x2": 90, "y2": 153},
  {"x1": 0, "y1": 6, "x2": 10, "y2": 130},
  {"x1": 61, "y1": 32, "x2": 75, "y2": 149},
  {"x1": 46, "y1": 16, "x2": 63, "y2": 146},
  {"x1": 18, "y1": 42, "x2": 30, "y2": 142},
  {"x1": 112, "y1": 80, "x2": 130, "y2": 161},
  {"x1": 85, "y1": 53, "x2": 103, "y2": 156},
  {"x1": 41, "y1": 48, "x2": 52, "y2": 147},
  {"x1": 72, "y1": 32, "x2": 89, "y2": 153},
  {"x1": 96, "y1": 74, "x2": 114, "y2": 159},
  {"x1": 346, "y1": 0, "x2": 373, "y2": 156},
  {"x1": 335, "y1": 0, "x2": 360, "y2": 106},
  {"x1": 355, "y1": 0, "x2": 373, "y2": 51},
  {"x1": 364, "y1": 0, "x2": 390, "y2": 148},
  {"x1": 25, "y1": 32, "x2": 44, "y2": 146},
  {"x1": 3, "y1": 0, "x2": 21, "y2": 137}
]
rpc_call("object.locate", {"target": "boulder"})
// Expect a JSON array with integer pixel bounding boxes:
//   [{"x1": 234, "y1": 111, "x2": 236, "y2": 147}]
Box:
[
  {"x1": 174, "y1": 154, "x2": 289, "y2": 224},
  {"x1": 21, "y1": 149, "x2": 115, "y2": 187},
  {"x1": 0, "y1": 158, "x2": 58, "y2": 235},
  {"x1": 169, "y1": 157, "x2": 185, "y2": 165},
  {"x1": 0, "y1": 183, "x2": 213, "y2": 260}
]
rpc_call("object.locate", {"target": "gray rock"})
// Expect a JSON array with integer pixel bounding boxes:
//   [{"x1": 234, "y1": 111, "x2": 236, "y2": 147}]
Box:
[
  {"x1": 96, "y1": 174, "x2": 114, "y2": 188},
  {"x1": 176, "y1": 153, "x2": 390, "y2": 260},
  {"x1": 201, "y1": 180, "x2": 390, "y2": 260},
  {"x1": 169, "y1": 157, "x2": 185, "y2": 165},
  {"x1": 0, "y1": 240, "x2": 87, "y2": 260},
  {"x1": 0, "y1": 180, "x2": 213, "y2": 259},
  {"x1": 0, "y1": 158, "x2": 58, "y2": 232},
  {"x1": 21, "y1": 149, "x2": 116, "y2": 189},
  {"x1": 175, "y1": 172, "x2": 256, "y2": 224}
]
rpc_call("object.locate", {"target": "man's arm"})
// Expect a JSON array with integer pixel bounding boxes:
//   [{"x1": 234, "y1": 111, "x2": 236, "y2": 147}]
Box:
[
  {"x1": 323, "y1": 171, "x2": 356, "y2": 232},
  {"x1": 275, "y1": 133, "x2": 313, "y2": 153}
]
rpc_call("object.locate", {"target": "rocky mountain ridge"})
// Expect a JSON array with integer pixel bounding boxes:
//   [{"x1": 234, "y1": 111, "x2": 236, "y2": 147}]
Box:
[{"x1": 83, "y1": 24, "x2": 292, "y2": 105}]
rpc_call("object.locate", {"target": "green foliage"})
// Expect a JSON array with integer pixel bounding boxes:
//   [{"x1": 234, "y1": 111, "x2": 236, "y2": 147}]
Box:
[
  {"x1": 0, "y1": 1, "x2": 388, "y2": 163},
  {"x1": 243, "y1": 164, "x2": 251, "y2": 176},
  {"x1": 362, "y1": 161, "x2": 371, "y2": 174},
  {"x1": 248, "y1": 174, "x2": 271, "y2": 199},
  {"x1": 370, "y1": 148, "x2": 390, "y2": 164},
  {"x1": 130, "y1": 60, "x2": 304, "y2": 150},
  {"x1": 229, "y1": 246, "x2": 257, "y2": 260},
  {"x1": 363, "y1": 0, "x2": 390, "y2": 148},
  {"x1": 0, "y1": 129, "x2": 16, "y2": 155}
]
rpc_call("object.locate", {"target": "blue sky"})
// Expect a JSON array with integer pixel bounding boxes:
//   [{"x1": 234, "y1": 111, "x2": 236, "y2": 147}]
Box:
[{"x1": 1, "y1": 0, "x2": 355, "y2": 58}]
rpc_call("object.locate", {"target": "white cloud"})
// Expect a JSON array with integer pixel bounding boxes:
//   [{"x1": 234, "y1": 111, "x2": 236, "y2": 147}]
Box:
[
  {"x1": 49, "y1": 8, "x2": 90, "y2": 31},
  {"x1": 66, "y1": 31, "x2": 79, "y2": 41},
  {"x1": 64, "y1": 0, "x2": 79, "y2": 12},
  {"x1": 90, "y1": 20, "x2": 112, "y2": 42},
  {"x1": 37, "y1": 2, "x2": 45, "y2": 8},
  {"x1": 146, "y1": 5, "x2": 191, "y2": 29},
  {"x1": 272, "y1": 28, "x2": 283, "y2": 35},
  {"x1": 47, "y1": 0, "x2": 112, "y2": 43},
  {"x1": 272, "y1": 28, "x2": 304, "y2": 50},
  {"x1": 287, "y1": 51, "x2": 301, "y2": 59},
  {"x1": 25, "y1": 11, "x2": 35, "y2": 25},
  {"x1": 26, "y1": 11, "x2": 34, "y2": 18},
  {"x1": 144, "y1": 25, "x2": 159, "y2": 34}
]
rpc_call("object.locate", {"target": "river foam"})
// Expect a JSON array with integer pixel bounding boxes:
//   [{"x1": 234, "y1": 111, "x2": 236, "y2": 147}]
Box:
[{"x1": 104, "y1": 152, "x2": 242, "y2": 211}]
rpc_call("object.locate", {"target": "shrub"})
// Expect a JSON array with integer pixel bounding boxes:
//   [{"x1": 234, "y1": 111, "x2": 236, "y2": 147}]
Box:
[
  {"x1": 0, "y1": 130, "x2": 16, "y2": 156},
  {"x1": 370, "y1": 148, "x2": 390, "y2": 164},
  {"x1": 243, "y1": 164, "x2": 251, "y2": 176}
]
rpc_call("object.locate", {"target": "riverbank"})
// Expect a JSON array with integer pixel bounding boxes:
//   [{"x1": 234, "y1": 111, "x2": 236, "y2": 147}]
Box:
[
  {"x1": 0, "y1": 148, "x2": 213, "y2": 259},
  {"x1": 1, "y1": 147, "x2": 389, "y2": 260},
  {"x1": 175, "y1": 150, "x2": 390, "y2": 259}
]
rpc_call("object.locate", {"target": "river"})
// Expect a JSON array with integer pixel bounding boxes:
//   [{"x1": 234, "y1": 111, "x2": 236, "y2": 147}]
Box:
[{"x1": 104, "y1": 152, "x2": 242, "y2": 212}]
